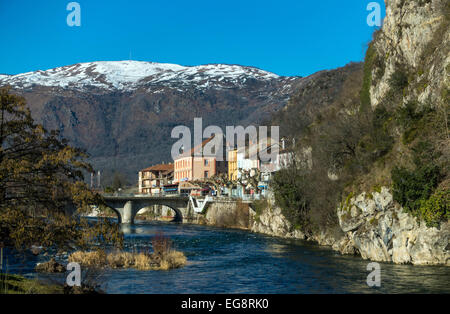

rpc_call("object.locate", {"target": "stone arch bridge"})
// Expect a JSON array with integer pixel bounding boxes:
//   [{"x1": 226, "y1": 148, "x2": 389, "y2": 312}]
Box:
[{"x1": 104, "y1": 196, "x2": 192, "y2": 224}]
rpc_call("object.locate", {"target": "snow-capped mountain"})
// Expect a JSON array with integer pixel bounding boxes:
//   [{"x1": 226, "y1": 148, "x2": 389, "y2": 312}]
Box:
[
  {"x1": 0, "y1": 61, "x2": 302, "y2": 182},
  {"x1": 0, "y1": 61, "x2": 288, "y2": 92}
]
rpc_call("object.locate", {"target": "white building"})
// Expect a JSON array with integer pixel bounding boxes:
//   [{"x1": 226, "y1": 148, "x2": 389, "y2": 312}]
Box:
[{"x1": 236, "y1": 142, "x2": 260, "y2": 179}]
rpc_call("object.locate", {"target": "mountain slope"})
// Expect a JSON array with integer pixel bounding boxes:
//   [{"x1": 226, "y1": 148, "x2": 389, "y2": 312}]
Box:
[
  {"x1": 0, "y1": 61, "x2": 301, "y2": 184},
  {"x1": 1, "y1": 61, "x2": 283, "y2": 91},
  {"x1": 268, "y1": 62, "x2": 364, "y2": 138}
]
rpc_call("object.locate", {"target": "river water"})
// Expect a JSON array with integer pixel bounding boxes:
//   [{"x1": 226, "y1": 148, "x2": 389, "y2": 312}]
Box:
[{"x1": 4, "y1": 220, "x2": 450, "y2": 294}]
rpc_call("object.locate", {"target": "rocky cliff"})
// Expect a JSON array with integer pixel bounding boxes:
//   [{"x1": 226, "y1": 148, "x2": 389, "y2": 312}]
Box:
[
  {"x1": 251, "y1": 187, "x2": 449, "y2": 265},
  {"x1": 253, "y1": 0, "x2": 449, "y2": 266},
  {"x1": 369, "y1": 0, "x2": 449, "y2": 108}
]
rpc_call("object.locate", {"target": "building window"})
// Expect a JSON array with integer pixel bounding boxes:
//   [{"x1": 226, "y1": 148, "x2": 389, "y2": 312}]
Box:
[
  {"x1": 204, "y1": 171, "x2": 209, "y2": 178},
  {"x1": 204, "y1": 159, "x2": 209, "y2": 166}
]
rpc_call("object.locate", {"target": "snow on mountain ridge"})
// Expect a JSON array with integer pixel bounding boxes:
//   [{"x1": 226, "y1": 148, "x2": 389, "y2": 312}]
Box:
[{"x1": 0, "y1": 61, "x2": 282, "y2": 91}]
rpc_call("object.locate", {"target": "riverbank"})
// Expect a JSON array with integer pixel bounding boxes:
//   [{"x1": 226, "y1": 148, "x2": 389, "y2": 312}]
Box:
[
  {"x1": 250, "y1": 187, "x2": 449, "y2": 266},
  {"x1": 84, "y1": 192, "x2": 448, "y2": 266},
  {"x1": 0, "y1": 273, "x2": 63, "y2": 294}
]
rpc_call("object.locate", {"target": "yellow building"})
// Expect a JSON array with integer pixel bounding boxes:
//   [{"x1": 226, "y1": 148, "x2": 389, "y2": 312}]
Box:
[{"x1": 228, "y1": 149, "x2": 238, "y2": 181}]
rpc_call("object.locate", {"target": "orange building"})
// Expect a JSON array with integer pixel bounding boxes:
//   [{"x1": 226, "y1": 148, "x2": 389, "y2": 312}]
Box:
[{"x1": 174, "y1": 136, "x2": 227, "y2": 183}]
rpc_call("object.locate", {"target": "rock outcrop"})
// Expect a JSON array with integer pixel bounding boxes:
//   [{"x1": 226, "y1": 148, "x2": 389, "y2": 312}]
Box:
[
  {"x1": 370, "y1": 0, "x2": 449, "y2": 108},
  {"x1": 201, "y1": 200, "x2": 251, "y2": 229},
  {"x1": 251, "y1": 187, "x2": 448, "y2": 265},
  {"x1": 251, "y1": 205, "x2": 306, "y2": 240},
  {"x1": 336, "y1": 187, "x2": 449, "y2": 265}
]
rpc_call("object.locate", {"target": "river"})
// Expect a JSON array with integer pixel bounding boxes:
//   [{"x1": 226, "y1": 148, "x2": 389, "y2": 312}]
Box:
[{"x1": 4, "y1": 220, "x2": 450, "y2": 293}]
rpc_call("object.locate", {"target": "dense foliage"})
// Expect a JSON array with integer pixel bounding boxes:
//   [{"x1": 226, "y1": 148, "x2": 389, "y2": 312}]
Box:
[
  {"x1": 392, "y1": 165, "x2": 441, "y2": 213},
  {"x1": 271, "y1": 164, "x2": 310, "y2": 231},
  {"x1": 0, "y1": 87, "x2": 123, "y2": 251}
]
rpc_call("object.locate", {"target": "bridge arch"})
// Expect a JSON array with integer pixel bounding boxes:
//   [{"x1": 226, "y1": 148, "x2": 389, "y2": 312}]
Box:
[
  {"x1": 108, "y1": 207, "x2": 123, "y2": 224},
  {"x1": 103, "y1": 196, "x2": 189, "y2": 225},
  {"x1": 134, "y1": 204, "x2": 183, "y2": 223}
]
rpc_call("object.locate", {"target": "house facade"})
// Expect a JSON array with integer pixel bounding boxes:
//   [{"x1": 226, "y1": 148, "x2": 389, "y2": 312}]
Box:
[
  {"x1": 235, "y1": 142, "x2": 261, "y2": 179},
  {"x1": 173, "y1": 136, "x2": 228, "y2": 183},
  {"x1": 228, "y1": 149, "x2": 238, "y2": 181},
  {"x1": 139, "y1": 163, "x2": 174, "y2": 194}
]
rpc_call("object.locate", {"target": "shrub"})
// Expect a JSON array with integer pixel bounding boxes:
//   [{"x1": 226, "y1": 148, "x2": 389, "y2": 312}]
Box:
[
  {"x1": 419, "y1": 189, "x2": 449, "y2": 228},
  {"x1": 360, "y1": 44, "x2": 376, "y2": 110},
  {"x1": 395, "y1": 102, "x2": 434, "y2": 144},
  {"x1": 389, "y1": 70, "x2": 408, "y2": 93},
  {"x1": 250, "y1": 199, "x2": 268, "y2": 222},
  {"x1": 340, "y1": 192, "x2": 354, "y2": 212},
  {"x1": 391, "y1": 165, "x2": 441, "y2": 213},
  {"x1": 366, "y1": 105, "x2": 394, "y2": 158},
  {"x1": 272, "y1": 166, "x2": 310, "y2": 231},
  {"x1": 164, "y1": 251, "x2": 187, "y2": 269},
  {"x1": 152, "y1": 231, "x2": 172, "y2": 257}
]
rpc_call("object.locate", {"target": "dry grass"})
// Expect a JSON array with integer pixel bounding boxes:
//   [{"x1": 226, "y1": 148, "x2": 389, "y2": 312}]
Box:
[
  {"x1": 69, "y1": 249, "x2": 107, "y2": 267},
  {"x1": 68, "y1": 232, "x2": 186, "y2": 271},
  {"x1": 68, "y1": 249, "x2": 186, "y2": 271},
  {"x1": 164, "y1": 250, "x2": 187, "y2": 269},
  {"x1": 106, "y1": 251, "x2": 135, "y2": 269},
  {"x1": 133, "y1": 253, "x2": 153, "y2": 270}
]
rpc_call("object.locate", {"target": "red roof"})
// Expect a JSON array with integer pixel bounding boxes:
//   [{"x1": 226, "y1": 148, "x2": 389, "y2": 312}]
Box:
[{"x1": 141, "y1": 163, "x2": 174, "y2": 172}]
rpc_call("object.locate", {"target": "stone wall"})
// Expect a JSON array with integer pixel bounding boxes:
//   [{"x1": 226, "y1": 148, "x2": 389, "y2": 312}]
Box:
[{"x1": 198, "y1": 200, "x2": 251, "y2": 230}]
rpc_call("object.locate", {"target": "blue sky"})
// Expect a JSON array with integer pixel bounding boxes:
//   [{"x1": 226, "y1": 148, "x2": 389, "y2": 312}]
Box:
[{"x1": 0, "y1": 0, "x2": 385, "y2": 77}]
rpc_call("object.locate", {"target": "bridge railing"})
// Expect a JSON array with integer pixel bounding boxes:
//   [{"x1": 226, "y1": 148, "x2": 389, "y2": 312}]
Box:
[
  {"x1": 101, "y1": 193, "x2": 136, "y2": 198},
  {"x1": 100, "y1": 192, "x2": 265, "y2": 201}
]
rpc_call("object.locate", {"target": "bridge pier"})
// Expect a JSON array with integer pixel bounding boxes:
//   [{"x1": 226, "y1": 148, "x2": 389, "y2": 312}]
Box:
[{"x1": 118, "y1": 201, "x2": 136, "y2": 224}]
